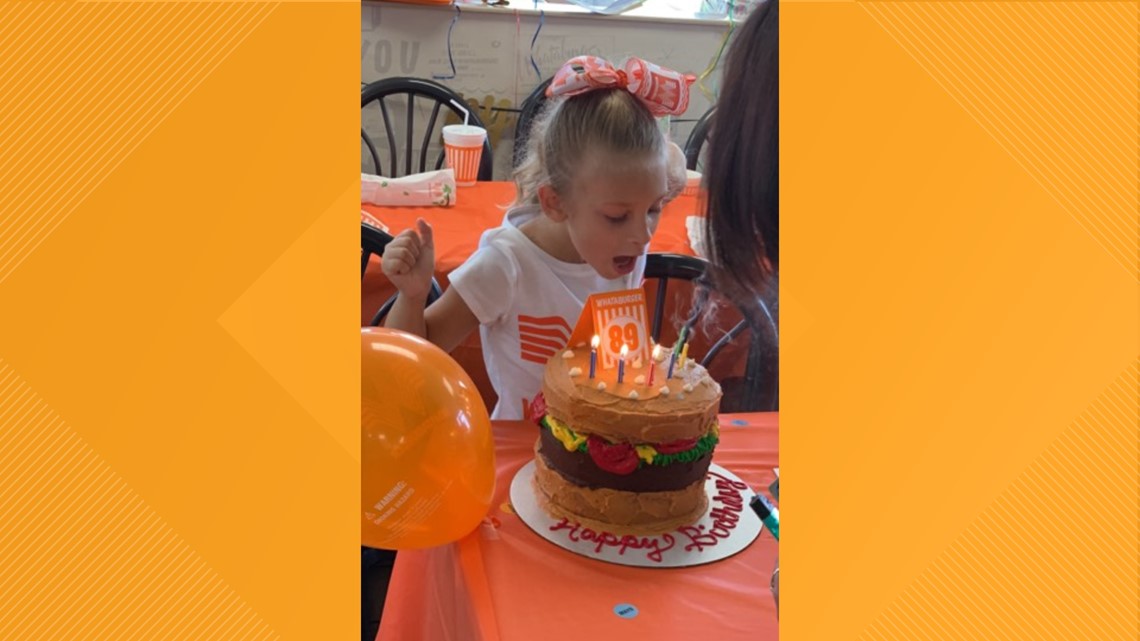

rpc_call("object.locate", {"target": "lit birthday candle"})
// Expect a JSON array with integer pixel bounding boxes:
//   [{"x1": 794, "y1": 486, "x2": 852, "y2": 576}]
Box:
[
  {"x1": 647, "y1": 345, "x2": 661, "y2": 387},
  {"x1": 617, "y1": 343, "x2": 628, "y2": 384},
  {"x1": 589, "y1": 334, "x2": 599, "y2": 379}
]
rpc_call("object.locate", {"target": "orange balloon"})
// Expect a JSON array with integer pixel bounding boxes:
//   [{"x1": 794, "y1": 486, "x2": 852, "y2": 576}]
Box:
[{"x1": 361, "y1": 328, "x2": 495, "y2": 549}]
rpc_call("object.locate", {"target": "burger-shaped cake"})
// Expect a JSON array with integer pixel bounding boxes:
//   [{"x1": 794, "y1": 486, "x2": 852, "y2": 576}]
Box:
[{"x1": 531, "y1": 341, "x2": 722, "y2": 535}]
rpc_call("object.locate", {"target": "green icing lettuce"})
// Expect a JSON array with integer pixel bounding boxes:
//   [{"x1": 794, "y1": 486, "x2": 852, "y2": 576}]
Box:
[
  {"x1": 649, "y1": 430, "x2": 720, "y2": 466},
  {"x1": 539, "y1": 417, "x2": 718, "y2": 467}
]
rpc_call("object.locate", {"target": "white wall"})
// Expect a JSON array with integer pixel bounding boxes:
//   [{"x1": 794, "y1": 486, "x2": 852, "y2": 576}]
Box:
[{"x1": 362, "y1": 1, "x2": 728, "y2": 179}]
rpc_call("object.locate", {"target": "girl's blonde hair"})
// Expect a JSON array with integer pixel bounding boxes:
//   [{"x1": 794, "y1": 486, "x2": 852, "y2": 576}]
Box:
[{"x1": 513, "y1": 88, "x2": 665, "y2": 206}]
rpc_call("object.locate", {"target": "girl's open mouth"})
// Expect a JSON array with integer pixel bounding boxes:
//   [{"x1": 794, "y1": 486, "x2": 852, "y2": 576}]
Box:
[{"x1": 613, "y1": 256, "x2": 636, "y2": 275}]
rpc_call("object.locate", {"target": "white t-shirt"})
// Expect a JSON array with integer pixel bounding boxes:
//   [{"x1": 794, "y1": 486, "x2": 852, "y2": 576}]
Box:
[{"x1": 449, "y1": 205, "x2": 646, "y2": 420}]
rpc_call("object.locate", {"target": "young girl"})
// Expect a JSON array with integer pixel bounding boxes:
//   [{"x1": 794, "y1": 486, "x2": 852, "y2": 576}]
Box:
[{"x1": 382, "y1": 56, "x2": 694, "y2": 420}]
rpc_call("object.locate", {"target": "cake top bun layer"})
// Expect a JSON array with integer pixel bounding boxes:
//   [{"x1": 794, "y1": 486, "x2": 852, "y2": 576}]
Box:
[{"x1": 542, "y1": 347, "x2": 721, "y2": 444}]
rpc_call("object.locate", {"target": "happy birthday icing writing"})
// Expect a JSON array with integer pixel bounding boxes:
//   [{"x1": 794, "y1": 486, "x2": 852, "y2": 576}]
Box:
[
  {"x1": 547, "y1": 470, "x2": 753, "y2": 561},
  {"x1": 677, "y1": 471, "x2": 749, "y2": 552},
  {"x1": 549, "y1": 518, "x2": 676, "y2": 563}
]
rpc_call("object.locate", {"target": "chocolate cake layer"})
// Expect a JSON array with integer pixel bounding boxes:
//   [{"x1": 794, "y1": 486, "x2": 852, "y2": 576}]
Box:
[{"x1": 538, "y1": 426, "x2": 711, "y2": 492}]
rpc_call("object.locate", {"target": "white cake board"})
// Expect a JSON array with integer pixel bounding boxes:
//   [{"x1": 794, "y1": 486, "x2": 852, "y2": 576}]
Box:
[{"x1": 509, "y1": 460, "x2": 762, "y2": 568}]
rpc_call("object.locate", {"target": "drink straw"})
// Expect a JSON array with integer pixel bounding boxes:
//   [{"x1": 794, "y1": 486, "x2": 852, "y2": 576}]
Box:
[{"x1": 449, "y1": 99, "x2": 470, "y2": 127}]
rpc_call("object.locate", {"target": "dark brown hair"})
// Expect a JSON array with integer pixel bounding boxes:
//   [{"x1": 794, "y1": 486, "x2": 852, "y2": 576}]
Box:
[{"x1": 703, "y1": 0, "x2": 779, "y2": 298}]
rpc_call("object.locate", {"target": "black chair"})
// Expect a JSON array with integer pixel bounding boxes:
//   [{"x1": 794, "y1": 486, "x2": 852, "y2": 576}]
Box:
[
  {"x1": 683, "y1": 106, "x2": 715, "y2": 171},
  {"x1": 645, "y1": 253, "x2": 708, "y2": 343},
  {"x1": 361, "y1": 129, "x2": 382, "y2": 176},
  {"x1": 643, "y1": 253, "x2": 778, "y2": 412},
  {"x1": 361, "y1": 222, "x2": 389, "y2": 280},
  {"x1": 361, "y1": 222, "x2": 443, "y2": 326},
  {"x1": 361, "y1": 77, "x2": 493, "y2": 180},
  {"x1": 713, "y1": 278, "x2": 778, "y2": 412},
  {"x1": 512, "y1": 77, "x2": 553, "y2": 169}
]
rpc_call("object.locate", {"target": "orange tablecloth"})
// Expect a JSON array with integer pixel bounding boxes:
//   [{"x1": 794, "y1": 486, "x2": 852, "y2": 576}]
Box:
[{"x1": 377, "y1": 413, "x2": 779, "y2": 641}]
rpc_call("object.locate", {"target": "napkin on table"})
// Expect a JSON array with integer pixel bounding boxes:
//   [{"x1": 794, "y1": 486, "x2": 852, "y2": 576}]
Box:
[
  {"x1": 685, "y1": 215, "x2": 708, "y2": 258},
  {"x1": 361, "y1": 169, "x2": 456, "y2": 207}
]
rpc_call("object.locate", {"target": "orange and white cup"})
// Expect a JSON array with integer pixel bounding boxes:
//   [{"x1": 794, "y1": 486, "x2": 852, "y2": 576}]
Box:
[{"x1": 442, "y1": 124, "x2": 487, "y2": 187}]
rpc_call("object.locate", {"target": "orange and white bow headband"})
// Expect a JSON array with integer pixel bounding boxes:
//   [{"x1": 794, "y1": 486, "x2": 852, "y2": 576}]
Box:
[{"x1": 545, "y1": 55, "x2": 696, "y2": 117}]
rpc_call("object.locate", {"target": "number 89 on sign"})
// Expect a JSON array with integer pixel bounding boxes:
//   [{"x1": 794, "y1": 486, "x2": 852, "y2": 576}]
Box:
[{"x1": 603, "y1": 315, "x2": 644, "y2": 363}]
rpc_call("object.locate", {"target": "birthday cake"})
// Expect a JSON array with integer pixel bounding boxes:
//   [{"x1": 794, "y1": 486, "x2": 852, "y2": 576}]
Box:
[{"x1": 530, "y1": 341, "x2": 723, "y2": 535}]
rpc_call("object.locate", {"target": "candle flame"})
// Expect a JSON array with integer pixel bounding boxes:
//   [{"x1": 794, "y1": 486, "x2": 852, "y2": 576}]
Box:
[
  {"x1": 620, "y1": 343, "x2": 629, "y2": 357},
  {"x1": 651, "y1": 345, "x2": 662, "y2": 360},
  {"x1": 591, "y1": 335, "x2": 600, "y2": 348}
]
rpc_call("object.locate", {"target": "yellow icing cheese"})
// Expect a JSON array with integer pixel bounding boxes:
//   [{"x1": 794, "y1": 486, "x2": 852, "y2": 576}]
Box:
[{"x1": 546, "y1": 415, "x2": 587, "y2": 452}]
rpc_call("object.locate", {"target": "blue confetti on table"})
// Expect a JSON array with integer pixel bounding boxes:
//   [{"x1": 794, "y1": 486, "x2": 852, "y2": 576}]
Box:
[
  {"x1": 731, "y1": 419, "x2": 748, "y2": 426},
  {"x1": 613, "y1": 603, "x2": 639, "y2": 619}
]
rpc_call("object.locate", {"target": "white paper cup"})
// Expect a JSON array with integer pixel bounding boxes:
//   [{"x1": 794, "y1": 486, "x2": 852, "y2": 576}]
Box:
[{"x1": 442, "y1": 124, "x2": 487, "y2": 187}]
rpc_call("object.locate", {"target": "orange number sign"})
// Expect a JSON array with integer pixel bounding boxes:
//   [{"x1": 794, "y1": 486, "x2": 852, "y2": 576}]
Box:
[
  {"x1": 607, "y1": 322, "x2": 641, "y2": 354},
  {"x1": 571, "y1": 289, "x2": 650, "y2": 369}
]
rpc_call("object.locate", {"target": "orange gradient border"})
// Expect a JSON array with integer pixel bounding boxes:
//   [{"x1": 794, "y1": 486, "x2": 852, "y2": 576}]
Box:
[
  {"x1": 0, "y1": 3, "x2": 357, "y2": 639},
  {"x1": 783, "y1": 2, "x2": 1137, "y2": 640},
  {"x1": 1, "y1": 1, "x2": 1135, "y2": 639}
]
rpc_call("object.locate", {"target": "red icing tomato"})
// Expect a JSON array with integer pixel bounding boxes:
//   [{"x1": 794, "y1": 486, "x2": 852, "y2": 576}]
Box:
[
  {"x1": 654, "y1": 437, "x2": 698, "y2": 454},
  {"x1": 587, "y1": 436, "x2": 639, "y2": 475},
  {"x1": 529, "y1": 393, "x2": 547, "y2": 426}
]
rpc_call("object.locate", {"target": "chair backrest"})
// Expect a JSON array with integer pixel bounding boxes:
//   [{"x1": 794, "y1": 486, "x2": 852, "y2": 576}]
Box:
[
  {"x1": 683, "y1": 107, "x2": 715, "y2": 171},
  {"x1": 643, "y1": 252, "x2": 778, "y2": 412},
  {"x1": 361, "y1": 222, "x2": 389, "y2": 280},
  {"x1": 361, "y1": 129, "x2": 382, "y2": 176},
  {"x1": 361, "y1": 77, "x2": 494, "y2": 181},
  {"x1": 512, "y1": 77, "x2": 553, "y2": 169},
  {"x1": 361, "y1": 222, "x2": 443, "y2": 325},
  {"x1": 738, "y1": 281, "x2": 778, "y2": 411},
  {"x1": 645, "y1": 253, "x2": 707, "y2": 343}
]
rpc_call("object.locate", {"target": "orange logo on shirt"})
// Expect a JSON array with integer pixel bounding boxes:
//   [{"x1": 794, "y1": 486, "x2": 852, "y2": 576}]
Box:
[{"x1": 518, "y1": 315, "x2": 572, "y2": 365}]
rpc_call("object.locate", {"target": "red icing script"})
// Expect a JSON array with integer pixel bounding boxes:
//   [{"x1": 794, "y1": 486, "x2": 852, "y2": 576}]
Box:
[
  {"x1": 676, "y1": 471, "x2": 749, "y2": 552},
  {"x1": 549, "y1": 518, "x2": 676, "y2": 563},
  {"x1": 547, "y1": 470, "x2": 752, "y2": 561}
]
